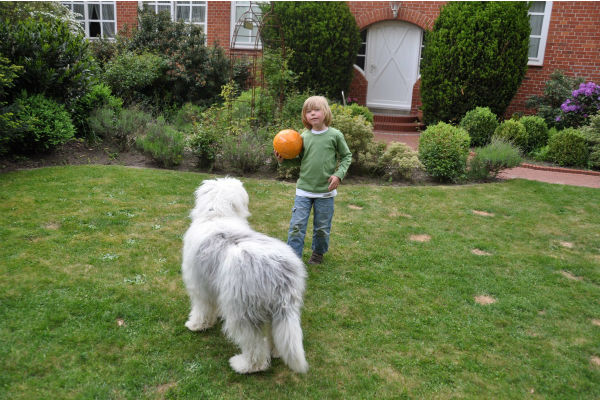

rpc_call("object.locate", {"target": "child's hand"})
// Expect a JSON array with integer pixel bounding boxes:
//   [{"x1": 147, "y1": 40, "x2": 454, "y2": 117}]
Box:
[
  {"x1": 328, "y1": 175, "x2": 340, "y2": 191},
  {"x1": 273, "y1": 150, "x2": 283, "y2": 163}
]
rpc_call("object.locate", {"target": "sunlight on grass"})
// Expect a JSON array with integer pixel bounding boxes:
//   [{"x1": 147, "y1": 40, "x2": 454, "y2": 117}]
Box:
[{"x1": 1, "y1": 165, "x2": 599, "y2": 399}]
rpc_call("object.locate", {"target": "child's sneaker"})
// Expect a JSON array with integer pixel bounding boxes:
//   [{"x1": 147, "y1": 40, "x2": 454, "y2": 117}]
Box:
[{"x1": 308, "y1": 252, "x2": 323, "y2": 265}]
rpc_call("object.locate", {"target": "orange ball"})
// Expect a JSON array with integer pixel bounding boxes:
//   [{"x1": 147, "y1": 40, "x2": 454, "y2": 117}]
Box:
[{"x1": 273, "y1": 129, "x2": 302, "y2": 159}]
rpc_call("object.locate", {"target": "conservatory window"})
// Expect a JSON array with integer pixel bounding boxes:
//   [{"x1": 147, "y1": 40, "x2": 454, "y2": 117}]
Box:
[
  {"x1": 528, "y1": 1, "x2": 553, "y2": 66},
  {"x1": 62, "y1": 1, "x2": 116, "y2": 39}
]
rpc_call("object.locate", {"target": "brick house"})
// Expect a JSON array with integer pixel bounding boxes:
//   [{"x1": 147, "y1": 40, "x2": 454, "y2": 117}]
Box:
[{"x1": 65, "y1": 1, "x2": 600, "y2": 130}]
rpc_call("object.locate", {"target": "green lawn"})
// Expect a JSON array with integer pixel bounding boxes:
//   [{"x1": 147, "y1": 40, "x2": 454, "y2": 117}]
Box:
[{"x1": 1, "y1": 165, "x2": 599, "y2": 399}]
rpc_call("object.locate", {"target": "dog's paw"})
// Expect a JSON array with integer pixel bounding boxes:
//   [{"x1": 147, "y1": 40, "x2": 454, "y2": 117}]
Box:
[
  {"x1": 229, "y1": 354, "x2": 269, "y2": 374},
  {"x1": 271, "y1": 347, "x2": 281, "y2": 359},
  {"x1": 185, "y1": 319, "x2": 214, "y2": 332}
]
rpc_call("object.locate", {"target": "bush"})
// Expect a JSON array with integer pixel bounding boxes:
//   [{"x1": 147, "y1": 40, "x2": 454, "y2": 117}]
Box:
[
  {"x1": 418, "y1": 122, "x2": 470, "y2": 182},
  {"x1": 11, "y1": 93, "x2": 75, "y2": 153},
  {"x1": 128, "y1": 8, "x2": 231, "y2": 107},
  {"x1": 468, "y1": 138, "x2": 522, "y2": 181},
  {"x1": 579, "y1": 112, "x2": 600, "y2": 170},
  {"x1": 135, "y1": 117, "x2": 185, "y2": 167},
  {"x1": 525, "y1": 70, "x2": 584, "y2": 129},
  {"x1": 103, "y1": 51, "x2": 169, "y2": 108},
  {"x1": 188, "y1": 119, "x2": 221, "y2": 169},
  {"x1": 347, "y1": 103, "x2": 374, "y2": 125},
  {"x1": 355, "y1": 141, "x2": 387, "y2": 176},
  {"x1": 0, "y1": 57, "x2": 23, "y2": 155},
  {"x1": 216, "y1": 130, "x2": 272, "y2": 173},
  {"x1": 171, "y1": 102, "x2": 206, "y2": 131},
  {"x1": 519, "y1": 115, "x2": 549, "y2": 152},
  {"x1": 71, "y1": 83, "x2": 123, "y2": 138},
  {"x1": 556, "y1": 81, "x2": 600, "y2": 128},
  {"x1": 88, "y1": 106, "x2": 152, "y2": 150},
  {"x1": 0, "y1": 16, "x2": 96, "y2": 106},
  {"x1": 260, "y1": 2, "x2": 361, "y2": 100},
  {"x1": 493, "y1": 120, "x2": 528, "y2": 153},
  {"x1": 420, "y1": 2, "x2": 530, "y2": 124},
  {"x1": 380, "y1": 142, "x2": 424, "y2": 181},
  {"x1": 459, "y1": 107, "x2": 499, "y2": 147},
  {"x1": 331, "y1": 104, "x2": 373, "y2": 165},
  {"x1": 546, "y1": 128, "x2": 589, "y2": 168}
]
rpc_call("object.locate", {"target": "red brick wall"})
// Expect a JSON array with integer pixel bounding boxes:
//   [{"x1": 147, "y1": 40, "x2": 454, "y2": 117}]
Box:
[
  {"x1": 116, "y1": 1, "x2": 138, "y2": 35},
  {"x1": 206, "y1": 2, "x2": 231, "y2": 49}
]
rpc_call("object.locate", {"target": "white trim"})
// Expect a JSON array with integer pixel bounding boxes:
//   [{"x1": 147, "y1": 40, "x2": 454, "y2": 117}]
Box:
[
  {"x1": 528, "y1": 1, "x2": 552, "y2": 66},
  {"x1": 138, "y1": 1, "x2": 207, "y2": 32}
]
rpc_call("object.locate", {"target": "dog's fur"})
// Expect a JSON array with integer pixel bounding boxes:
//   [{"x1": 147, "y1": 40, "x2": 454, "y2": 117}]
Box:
[{"x1": 182, "y1": 177, "x2": 308, "y2": 374}]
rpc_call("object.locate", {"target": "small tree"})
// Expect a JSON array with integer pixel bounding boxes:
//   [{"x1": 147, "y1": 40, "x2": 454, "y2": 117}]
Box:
[
  {"x1": 420, "y1": 2, "x2": 530, "y2": 124},
  {"x1": 260, "y1": 2, "x2": 361, "y2": 100}
]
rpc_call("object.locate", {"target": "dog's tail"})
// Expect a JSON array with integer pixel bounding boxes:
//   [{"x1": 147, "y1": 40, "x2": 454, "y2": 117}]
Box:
[{"x1": 272, "y1": 311, "x2": 308, "y2": 373}]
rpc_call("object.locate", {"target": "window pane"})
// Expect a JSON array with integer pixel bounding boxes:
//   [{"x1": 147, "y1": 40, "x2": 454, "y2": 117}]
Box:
[
  {"x1": 191, "y1": 5, "x2": 205, "y2": 23},
  {"x1": 529, "y1": 1, "x2": 545, "y2": 13},
  {"x1": 102, "y1": 4, "x2": 114, "y2": 20},
  {"x1": 157, "y1": 4, "x2": 170, "y2": 14},
  {"x1": 73, "y1": 4, "x2": 85, "y2": 19},
  {"x1": 89, "y1": 21, "x2": 101, "y2": 37},
  {"x1": 529, "y1": 15, "x2": 543, "y2": 36},
  {"x1": 88, "y1": 3, "x2": 100, "y2": 20},
  {"x1": 102, "y1": 22, "x2": 115, "y2": 38},
  {"x1": 176, "y1": 5, "x2": 190, "y2": 21},
  {"x1": 528, "y1": 37, "x2": 540, "y2": 58}
]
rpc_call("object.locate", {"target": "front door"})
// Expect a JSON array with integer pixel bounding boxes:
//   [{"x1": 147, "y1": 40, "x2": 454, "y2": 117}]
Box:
[{"x1": 366, "y1": 21, "x2": 422, "y2": 111}]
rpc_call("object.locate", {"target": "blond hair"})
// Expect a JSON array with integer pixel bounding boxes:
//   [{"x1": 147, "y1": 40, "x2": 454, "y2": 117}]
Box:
[{"x1": 301, "y1": 96, "x2": 332, "y2": 129}]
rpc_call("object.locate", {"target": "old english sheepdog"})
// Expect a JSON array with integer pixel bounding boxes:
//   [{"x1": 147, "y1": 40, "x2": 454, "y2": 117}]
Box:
[{"x1": 181, "y1": 177, "x2": 308, "y2": 374}]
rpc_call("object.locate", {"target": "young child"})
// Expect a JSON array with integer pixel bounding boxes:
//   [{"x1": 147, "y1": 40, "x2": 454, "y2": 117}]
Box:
[{"x1": 274, "y1": 96, "x2": 352, "y2": 264}]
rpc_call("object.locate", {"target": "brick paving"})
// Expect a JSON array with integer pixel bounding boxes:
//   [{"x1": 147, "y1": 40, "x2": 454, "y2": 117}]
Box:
[{"x1": 373, "y1": 131, "x2": 600, "y2": 189}]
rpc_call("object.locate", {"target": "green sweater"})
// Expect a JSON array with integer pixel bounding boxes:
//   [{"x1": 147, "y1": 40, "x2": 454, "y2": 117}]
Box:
[{"x1": 283, "y1": 127, "x2": 352, "y2": 193}]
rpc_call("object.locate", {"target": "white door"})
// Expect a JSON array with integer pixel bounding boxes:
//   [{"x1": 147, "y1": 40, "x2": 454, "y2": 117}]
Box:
[{"x1": 366, "y1": 21, "x2": 422, "y2": 111}]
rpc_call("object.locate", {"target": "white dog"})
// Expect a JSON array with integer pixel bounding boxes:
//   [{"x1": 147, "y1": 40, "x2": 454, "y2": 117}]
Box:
[{"x1": 181, "y1": 177, "x2": 308, "y2": 374}]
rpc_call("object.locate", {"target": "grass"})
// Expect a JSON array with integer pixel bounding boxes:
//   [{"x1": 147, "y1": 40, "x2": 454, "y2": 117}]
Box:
[{"x1": 1, "y1": 165, "x2": 599, "y2": 399}]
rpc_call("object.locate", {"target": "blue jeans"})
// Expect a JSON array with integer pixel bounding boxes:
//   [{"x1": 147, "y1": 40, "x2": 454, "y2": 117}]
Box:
[{"x1": 287, "y1": 195, "x2": 335, "y2": 259}]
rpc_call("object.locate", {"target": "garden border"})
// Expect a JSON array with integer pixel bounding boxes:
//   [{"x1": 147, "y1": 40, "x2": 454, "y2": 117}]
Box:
[{"x1": 520, "y1": 163, "x2": 600, "y2": 177}]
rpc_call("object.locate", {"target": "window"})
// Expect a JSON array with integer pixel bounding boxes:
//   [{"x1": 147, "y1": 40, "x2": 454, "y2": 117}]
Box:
[
  {"x1": 355, "y1": 30, "x2": 367, "y2": 72},
  {"x1": 142, "y1": 1, "x2": 207, "y2": 31},
  {"x1": 528, "y1": 1, "x2": 553, "y2": 66},
  {"x1": 231, "y1": 1, "x2": 263, "y2": 49},
  {"x1": 62, "y1": 1, "x2": 116, "y2": 39}
]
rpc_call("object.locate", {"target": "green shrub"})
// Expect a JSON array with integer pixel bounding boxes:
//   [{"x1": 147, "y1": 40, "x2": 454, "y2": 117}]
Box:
[
  {"x1": 420, "y1": 2, "x2": 530, "y2": 124},
  {"x1": 171, "y1": 102, "x2": 206, "y2": 131},
  {"x1": 71, "y1": 83, "x2": 123, "y2": 138},
  {"x1": 331, "y1": 104, "x2": 373, "y2": 165},
  {"x1": 260, "y1": 2, "x2": 361, "y2": 100},
  {"x1": 525, "y1": 70, "x2": 584, "y2": 129},
  {"x1": 188, "y1": 119, "x2": 221, "y2": 169},
  {"x1": 579, "y1": 112, "x2": 600, "y2": 170},
  {"x1": 128, "y1": 8, "x2": 231, "y2": 106},
  {"x1": 135, "y1": 117, "x2": 185, "y2": 167},
  {"x1": 12, "y1": 93, "x2": 75, "y2": 153},
  {"x1": 418, "y1": 122, "x2": 470, "y2": 182},
  {"x1": 519, "y1": 115, "x2": 549, "y2": 152},
  {"x1": 347, "y1": 103, "x2": 374, "y2": 125},
  {"x1": 530, "y1": 145, "x2": 550, "y2": 162},
  {"x1": 103, "y1": 51, "x2": 169, "y2": 108},
  {"x1": 0, "y1": 16, "x2": 96, "y2": 106},
  {"x1": 468, "y1": 138, "x2": 522, "y2": 181},
  {"x1": 88, "y1": 106, "x2": 152, "y2": 150},
  {"x1": 546, "y1": 128, "x2": 589, "y2": 168},
  {"x1": 232, "y1": 87, "x2": 276, "y2": 127},
  {"x1": 216, "y1": 130, "x2": 271, "y2": 173},
  {"x1": 0, "y1": 57, "x2": 23, "y2": 155},
  {"x1": 459, "y1": 107, "x2": 499, "y2": 147},
  {"x1": 493, "y1": 120, "x2": 528, "y2": 153},
  {"x1": 355, "y1": 141, "x2": 387, "y2": 176},
  {"x1": 278, "y1": 91, "x2": 312, "y2": 130},
  {"x1": 380, "y1": 142, "x2": 424, "y2": 181}
]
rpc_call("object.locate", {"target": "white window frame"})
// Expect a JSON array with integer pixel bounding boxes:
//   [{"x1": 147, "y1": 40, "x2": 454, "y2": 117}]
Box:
[
  {"x1": 140, "y1": 1, "x2": 207, "y2": 32},
  {"x1": 528, "y1": 1, "x2": 553, "y2": 66},
  {"x1": 230, "y1": 1, "x2": 264, "y2": 50},
  {"x1": 62, "y1": 1, "x2": 117, "y2": 39}
]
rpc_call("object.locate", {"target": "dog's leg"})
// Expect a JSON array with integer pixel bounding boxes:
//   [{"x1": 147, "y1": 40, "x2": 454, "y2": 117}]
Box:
[
  {"x1": 264, "y1": 322, "x2": 281, "y2": 359},
  {"x1": 224, "y1": 318, "x2": 271, "y2": 374},
  {"x1": 184, "y1": 287, "x2": 218, "y2": 332}
]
